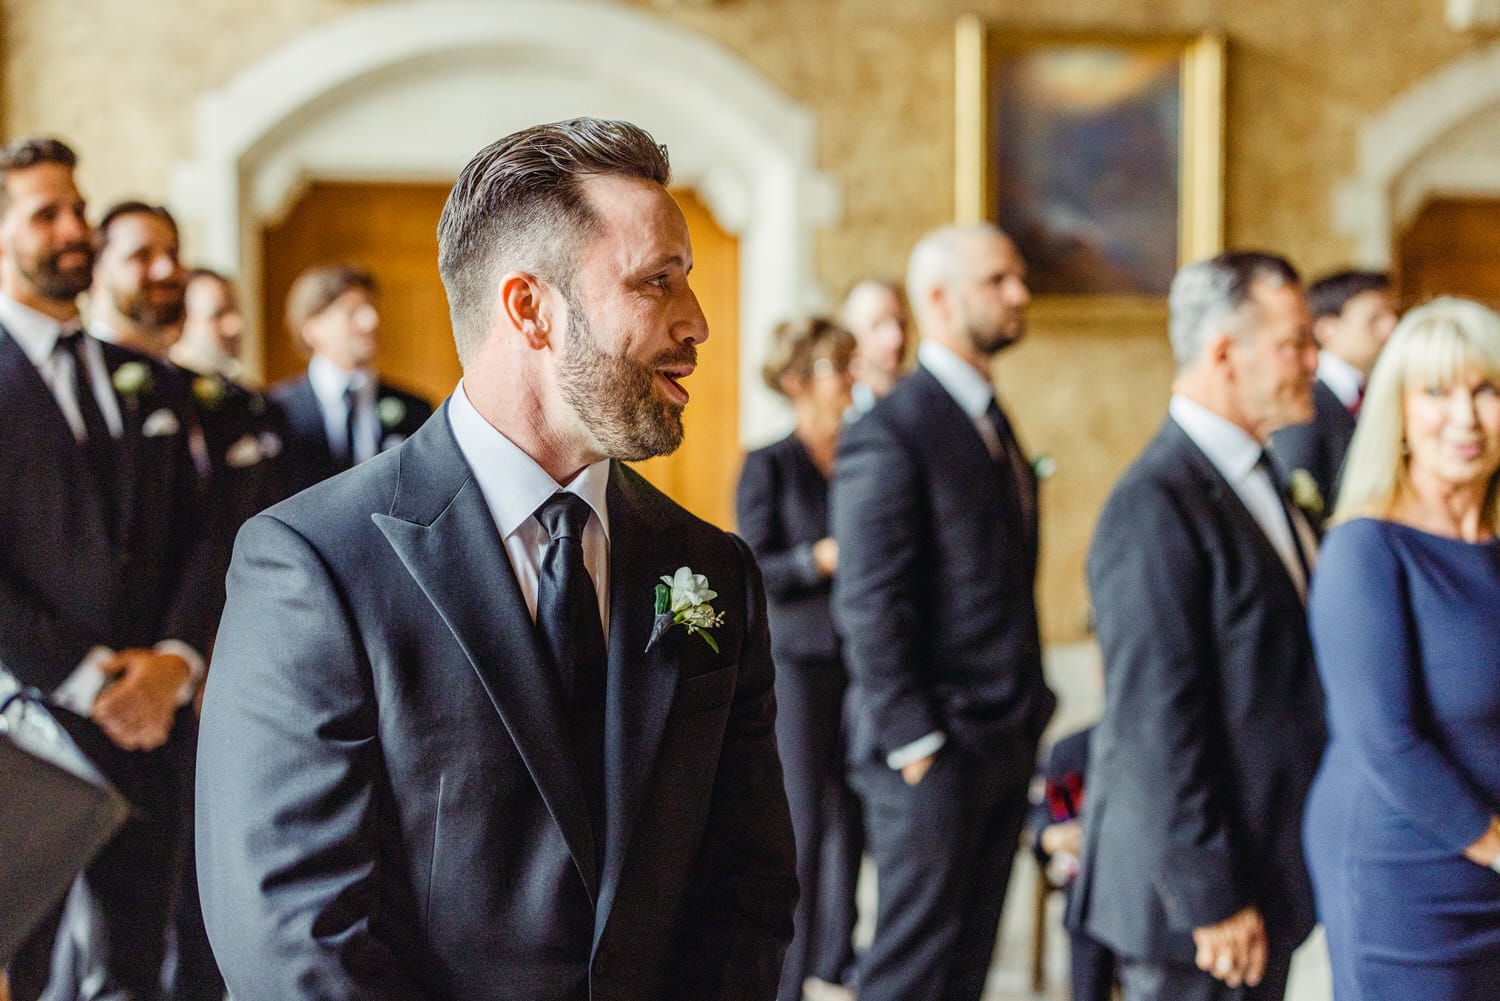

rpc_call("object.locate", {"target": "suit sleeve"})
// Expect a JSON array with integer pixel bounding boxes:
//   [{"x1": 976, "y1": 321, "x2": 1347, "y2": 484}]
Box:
[
  {"x1": 830, "y1": 413, "x2": 938, "y2": 755},
  {"x1": 0, "y1": 574, "x2": 93, "y2": 692},
  {"x1": 195, "y1": 514, "x2": 434, "y2": 1001},
  {"x1": 667, "y1": 534, "x2": 798, "y2": 1000},
  {"x1": 1087, "y1": 478, "x2": 1247, "y2": 932},
  {"x1": 1308, "y1": 522, "x2": 1494, "y2": 850},
  {"x1": 735, "y1": 449, "x2": 824, "y2": 599}
]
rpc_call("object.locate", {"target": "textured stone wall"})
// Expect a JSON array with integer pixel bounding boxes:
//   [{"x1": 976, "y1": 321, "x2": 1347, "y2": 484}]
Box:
[{"x1": 3, "y1": 0, "x2": 1491, "y2": 639}]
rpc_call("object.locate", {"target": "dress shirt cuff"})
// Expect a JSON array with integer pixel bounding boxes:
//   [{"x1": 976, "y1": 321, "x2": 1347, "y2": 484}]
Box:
[
  {"x1": 155, "y1": 640, "x2": 206, "y2": 706},
  {"x1": 794, "y1": 542, "x2": 826, "y2": 585},
  {"x1": 886, "y1": 730, "x2": 947, "y2": 770},
  {"x1": 50, "y1": 646, "x2": 116, "y2": 718}
]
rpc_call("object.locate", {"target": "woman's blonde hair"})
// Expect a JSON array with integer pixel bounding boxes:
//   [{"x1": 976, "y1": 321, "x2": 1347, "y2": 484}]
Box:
[
  {"x1": 1331, "y1": 296, "x2": 1500, "y2": 526},
  {"x1": 761, "y1": 317, "x2": 855, "y2": 397}
]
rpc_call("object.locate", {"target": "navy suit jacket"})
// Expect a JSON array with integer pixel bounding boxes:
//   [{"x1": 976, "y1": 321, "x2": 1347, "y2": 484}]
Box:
[
  {"x1": 1269, "y1": 377, "x2": 1355, "y2": 523},
  {"x1": 1071, "y1": 418, "x2": 1326, "y2": 962},
  {"x1": 830, "y1": 365, "x2": 1054, "y2": 765},
  {"x1": 196, "y1": 402, "x2": 797, "y2": 1001},
  {"x1": 271, "y1": 371, "x2": 432, "y2": 498},
  {"x1": 735, "y1": 433, "x2": 838, "y2": 664}
]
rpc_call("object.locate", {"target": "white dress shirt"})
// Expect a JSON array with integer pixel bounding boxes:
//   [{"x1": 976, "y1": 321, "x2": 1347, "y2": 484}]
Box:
[
  {"x1": 0, "y1": 295, "x2": 123, "y2": 440},
  {"x1": 448, "y1": 381, "x2": 611, "y2": 643},
  {"x1": 1316, "y1": 351, "x2": 1364, "y2": 410},
  {"x1": 1170, "y1": 395, "x2": 1319, "y2": 600},
  {"x1": 308, "y1": 354, "x2": 380, "y2": 464}
]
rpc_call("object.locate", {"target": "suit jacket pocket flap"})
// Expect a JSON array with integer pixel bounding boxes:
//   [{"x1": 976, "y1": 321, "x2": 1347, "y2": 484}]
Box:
[{"x1": 674, "y1": 663, "x2": 737, "y2": 715}]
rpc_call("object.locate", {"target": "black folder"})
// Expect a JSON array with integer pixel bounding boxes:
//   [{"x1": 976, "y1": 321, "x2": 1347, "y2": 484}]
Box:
[{"x1": 0, "y1": 694, "x2": 129, "y2": 966}]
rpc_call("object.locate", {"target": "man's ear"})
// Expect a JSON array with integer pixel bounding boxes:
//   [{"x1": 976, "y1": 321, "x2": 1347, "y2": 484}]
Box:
[
  {"x1": 498, "y1": 271, "x2": 553, "y2": 351},
  {"x1": 1206, "y1": 329, "x2": 1237, "y2": 376},
  {"x1": 1312, "y1": 313, "x2": 1338, "y2": 349}
]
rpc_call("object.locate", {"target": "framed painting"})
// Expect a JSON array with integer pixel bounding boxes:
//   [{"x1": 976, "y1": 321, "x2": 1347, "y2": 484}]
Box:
[{"x1": 956, "y1": 19, "x2": 1225, "y2": 301}]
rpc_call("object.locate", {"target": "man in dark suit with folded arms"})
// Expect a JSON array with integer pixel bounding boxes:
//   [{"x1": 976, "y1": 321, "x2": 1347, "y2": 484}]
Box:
[
  {"x1": 0, "y1": 138, "x2": 212, "y2": 1001},
  {"x1": 197, "y1": 117, "x2": 797, "y2": 1001},
  {"x1": 831, "y1": 223, "x2": 1055, "y2": 1001},
  {"x1": 1072, "y1": 252, "x2": 1328, "y2": 1001}
]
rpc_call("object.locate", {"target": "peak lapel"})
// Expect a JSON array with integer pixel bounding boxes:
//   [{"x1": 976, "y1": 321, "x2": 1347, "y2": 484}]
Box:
[
  {"x1": 372, "y1": 408, "x2": 599, "y2": 899},
  {"x1": 595, "y1": 464, "x2": 685, "y2": 932}
]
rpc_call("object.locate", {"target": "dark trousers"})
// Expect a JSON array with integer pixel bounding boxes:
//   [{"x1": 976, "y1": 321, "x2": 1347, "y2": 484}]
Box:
[
  {"x1": 852, "y1": 737, "x2": 1033, "y2": 1001},
  {"x1": 1118, "y1": 951, "x2": 1292, "y2": 1001},
  {"x1": 1068, "y1": 927, "x2": 1116, "y2": 1001},
  {"x1": 774, "y1": 655, "x2": 862, "y2": 1001},
  {"x1": 11, "y1": 712, "x2": 193, "y2": 1001}
]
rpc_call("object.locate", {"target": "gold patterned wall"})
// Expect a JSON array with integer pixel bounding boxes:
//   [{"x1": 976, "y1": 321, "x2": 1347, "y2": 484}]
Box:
[{"x1": 3, "y1": 0, "x2": 1492, "y2": 640}]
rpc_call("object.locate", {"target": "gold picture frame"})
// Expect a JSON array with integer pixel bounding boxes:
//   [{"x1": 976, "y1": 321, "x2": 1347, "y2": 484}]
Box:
[{"x1": 956, "y1": 18, "x2": 1225, "y2": 303}]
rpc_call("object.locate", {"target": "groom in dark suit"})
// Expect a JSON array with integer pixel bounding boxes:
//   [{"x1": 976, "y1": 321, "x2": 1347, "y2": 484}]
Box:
[
  {"x1": 831, "y1": 224, "x2": 1055, "y2": 1001},
  {"x1": 0, "y1": 139, "x2": 213, "y2": 1000},
  {"x1": 197, "y1": 118, "x2": 797, "y2": 1001},
  {"x1": 1072, "y1": 252, "x2": 1328, "y2": 1001}
]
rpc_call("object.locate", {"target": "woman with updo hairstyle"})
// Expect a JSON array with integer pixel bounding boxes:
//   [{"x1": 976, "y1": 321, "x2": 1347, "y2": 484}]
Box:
[
  {"x1": 1303, "y1": 296, "x2": 1500, "y2": 999},
  {"x1": 736, "y1": 317, "x2": 862, "y2": 1001}
]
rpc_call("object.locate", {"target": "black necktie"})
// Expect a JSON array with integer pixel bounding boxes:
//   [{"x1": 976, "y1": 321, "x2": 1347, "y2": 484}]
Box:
[
  {"x1": 340, "y1": 385, "x2": 359, "y2": 468},
  {"x1": 535, "y1": 493, "x2": 607, "y2": 858},
  {"x1": 986, "y1": 397, "x2": 1036, "y2": 536},
  {"x1": 1257, "y1": 451, "x2": 1312, "y2": 585},
  {"x1": 56, "y1": 331, "x2": 118, "y2": 531}
]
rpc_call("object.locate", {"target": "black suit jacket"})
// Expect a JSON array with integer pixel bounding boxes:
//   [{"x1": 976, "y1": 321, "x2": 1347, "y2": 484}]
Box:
[
  {"x1": 735, "y1": 433, "x2": 838, "y2": 663},
  {"x1": 271, "y1": 371, "x2": 432, "y2": 498},
  {"x1": 1071, "y1": 418, "x2": 1326, "y2": 962},
  {"x1": 830, "y1": 365, "x2": 1054, "y2": 764},
  {"x1": 1269, "y1": 377, "x2": 1355, "y2": 521},
  {"x1": 0, "y1": 327, "x2": 213, "y2": 693},
  {"x1": 197, "y1": 402, "x2": 797, "y2": 1001}
]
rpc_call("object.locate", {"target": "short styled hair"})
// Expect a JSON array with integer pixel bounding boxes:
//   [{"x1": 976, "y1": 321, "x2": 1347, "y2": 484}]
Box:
[
  {"x1": 905, "y1": 223, "x2": 1004, "y2": 327},
  {"x1": 0, "y1": 137, "x2": 78, "y2": 213},
  {"x1": 1167, "y1": 251, "x2": 1301, "y2": 369},
  {"x1": 96, "y1": 201, "x2": 178, "y2": 250},
  {"x1": 1333, "y1": 296, "x2": 1500, "y2": 527},
  {"x1": 761, "y1": 317, "x2": 856, "y2": 396},
  {"x1": 284, "y1": 264, "x2": 376, "y2": 348},
  {"x1": 436, "y1": 118, "x2": 671, "y2": 365},
  {"x1": 1307, "y1": 269, "x2": 1390, "y2": 321}
]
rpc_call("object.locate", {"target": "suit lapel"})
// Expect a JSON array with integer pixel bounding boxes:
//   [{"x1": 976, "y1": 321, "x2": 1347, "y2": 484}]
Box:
[
  {"x1": 98, "y1": 343, "x2": 143, "y2": 549},
  {"x1": 372, "y1": 405, "x2": 600, "y2": 899},
  {"x1": 594, "y1": 463, "x2": 688, "y2": 934}
]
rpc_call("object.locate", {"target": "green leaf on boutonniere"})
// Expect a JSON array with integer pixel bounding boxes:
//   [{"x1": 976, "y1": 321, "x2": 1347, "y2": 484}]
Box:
[{"x1": 654, "y1": 582, "x2": 671, "y2": 615}]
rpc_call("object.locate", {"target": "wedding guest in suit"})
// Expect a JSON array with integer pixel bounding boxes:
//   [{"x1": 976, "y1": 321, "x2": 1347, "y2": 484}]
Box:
[
  {"x1": 840, "y1": 278, "x2": 910, "y2": 415},
  {"x1": 831, "y1": 223, "x2": 1055, "y2": 1001},
  {"x1": 197, "y1": 117, "x2": 797, "y2": 1001},
  {"x1": 1270, "y1": 270, "x2": 1397, "y2": 522},
  {"x1": 271, "y1": 263, "x2": 431, "y2": 496},
  {"x1": 1072, "y1": 252, "x2": 1327, "y2": 1001},
  {"x1": 0, "y1": 139, "x2": 212, "y2": 1001},
  {"x1": 737, "y1": 317, "x2": 862, "y2": 1001},
  {"x1": 1304, "y1": 296, "x2": 1500, "y2": 1000}
]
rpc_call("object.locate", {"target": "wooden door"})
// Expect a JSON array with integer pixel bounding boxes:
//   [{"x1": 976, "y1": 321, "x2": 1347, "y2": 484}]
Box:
[
  {"x1": 1395, "y1": 197, "x2": 1500, "y2": 312},
  {"x1": 259, "y1": 182, "x2": 740, "y2": 528}
]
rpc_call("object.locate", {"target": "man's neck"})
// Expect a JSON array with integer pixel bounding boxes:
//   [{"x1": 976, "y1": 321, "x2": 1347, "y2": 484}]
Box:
[
  {"x1": 1, "y1": 284, "x2": 78, "y2": 323},
  {"x1": 1171, "y1": 376, "x2": 1263, "y2": 443},
  {"x1": 94, "y1": 317, "x2": 168, "y2": 359},
  {"x1": 464, "y1": 370, "x2": 601, "y2": 486}
]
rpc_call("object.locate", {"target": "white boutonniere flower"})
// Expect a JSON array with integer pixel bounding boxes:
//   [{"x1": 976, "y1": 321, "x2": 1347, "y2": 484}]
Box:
[
  {"x1": 377, "y1": 396, "x2": 407, "y2": 430},
  {"x1": 111, "y1": 360, "x2": 153, "y2": 399},
  {"x1": 1031, "y1": 453, "x2": 1057, "y2": 481},
  {"x1": 1289, "y1": 468, "x2": 1324, "y2": 523},
  {"x1": 648, "y1": 566, "x2": 727, "y2": 653}
]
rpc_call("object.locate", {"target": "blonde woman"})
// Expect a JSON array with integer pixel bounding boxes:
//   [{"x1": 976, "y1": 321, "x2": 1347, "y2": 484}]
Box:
[{"x1": 1304, "y1": 297, "x2": 1500, "y2": 999}]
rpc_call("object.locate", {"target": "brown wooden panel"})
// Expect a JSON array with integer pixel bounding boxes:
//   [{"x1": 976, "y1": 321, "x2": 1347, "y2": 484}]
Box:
[
  {"x1": 259, "y1": 182, "x2": 740, "y2": 529},
  {"x1": 1395, "y1": 198, "x2": 1500, "y2": 313}
]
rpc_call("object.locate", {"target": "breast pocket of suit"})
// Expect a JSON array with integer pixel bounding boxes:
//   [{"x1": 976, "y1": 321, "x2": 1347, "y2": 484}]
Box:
[{"x1": 674, "y1": 663, "x2": 738, "y2": 716}]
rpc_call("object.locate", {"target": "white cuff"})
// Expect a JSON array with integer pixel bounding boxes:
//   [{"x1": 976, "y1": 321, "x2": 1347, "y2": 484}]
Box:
[
  {"x1": 886, "y1": 730, "x2": 947, "y2": 770},
  {"x1": 155, "y1": 640, "x2": 205, "y2": 706},
  {"x1": 50, "y1": 646, "x2": 116, "y2": 718}
]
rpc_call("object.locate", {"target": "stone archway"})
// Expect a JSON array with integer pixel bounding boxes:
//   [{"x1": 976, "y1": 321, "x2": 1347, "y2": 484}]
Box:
[
  {"x1": 169, "y1": 0, "x2": 839, "y2": 443},
  {"x1": 1334, "y1": 42, "x2": 1500, "y2": 267}
]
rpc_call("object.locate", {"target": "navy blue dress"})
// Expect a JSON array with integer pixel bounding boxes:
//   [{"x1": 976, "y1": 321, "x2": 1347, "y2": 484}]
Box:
[{"x1": 1305, "y1": 518, "x2": 1500, "y2": 999}]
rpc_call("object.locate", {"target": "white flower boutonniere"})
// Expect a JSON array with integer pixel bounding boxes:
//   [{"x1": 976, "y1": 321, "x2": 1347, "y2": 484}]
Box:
[
  {"x1": 112, "y1": 361, "x2": 153, "y2": 399},
  {"x1": 1289, "y1": 468, "x2": 1325, "y2": 523},
  {"x1": 377, "y1": 396, "x2": 407, "y2": 430},
  {"x1": 648, "y1": 566, "x2": 726, "y2": 653},
  {"x1": 1031, "y1": 453, "x2": 1057, "y2": 481}
]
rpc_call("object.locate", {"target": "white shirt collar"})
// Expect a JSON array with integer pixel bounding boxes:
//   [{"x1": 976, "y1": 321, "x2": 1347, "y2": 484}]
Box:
[
  {"x1": 918, "y1": 340, "x2": 995, "y2": 419},
  {"x1": 1169, "y1": 394, "x2": 1264, "y2": 484},
  {"x1": 447, "y1": 379, "x2": 611, "y2": 543},
  {"x1": 0, "y1": 294, "x2": 78, "y2": 367},
  {"x1": 1317, "y1": 351, "x2": 1364, "y2": 408},
  {"x1": 308, "y1": 354, "x2": 375, "y2": 406}
]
